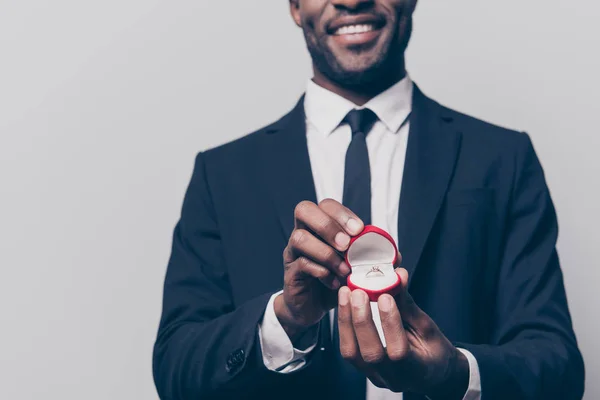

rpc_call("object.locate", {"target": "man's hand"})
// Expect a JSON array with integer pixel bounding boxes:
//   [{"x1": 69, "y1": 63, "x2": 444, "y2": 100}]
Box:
[
  {"x1": 337, "y1": 268, "x2": 469, "y2": 400},
  {"x1": 274, "y1": 199, "x2": 364, "y2": 343}
]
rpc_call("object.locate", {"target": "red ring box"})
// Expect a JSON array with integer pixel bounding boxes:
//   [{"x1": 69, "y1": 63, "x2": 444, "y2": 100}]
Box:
[{"x1": 345, "y1": 225, "x2": 401, "y2": 302}]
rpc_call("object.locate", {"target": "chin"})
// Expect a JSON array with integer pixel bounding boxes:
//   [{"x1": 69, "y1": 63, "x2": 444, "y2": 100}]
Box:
[
  {"x1": 327, "y1": 67, "x2": 384, "y2": 87},
  {"x1": 308, "y1": 29, "x2": 401, "y2": 87},
  {"x1": 339, "y1": 57, "x2": 382, "y2": 75},
  {"x1": 329, "y1": 53, "x2": 391, "y2": 86}
]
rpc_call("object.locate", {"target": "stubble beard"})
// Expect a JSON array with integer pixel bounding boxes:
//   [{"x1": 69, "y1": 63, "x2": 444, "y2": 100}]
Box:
[{"x1": 303, "y1": 18, "x2": 411, "y2": 89}]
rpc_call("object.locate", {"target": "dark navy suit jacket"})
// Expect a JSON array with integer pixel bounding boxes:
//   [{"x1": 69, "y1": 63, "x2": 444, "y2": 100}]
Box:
[{"x1": 152, "y1": 86, "x2": 585, "y2": 400}]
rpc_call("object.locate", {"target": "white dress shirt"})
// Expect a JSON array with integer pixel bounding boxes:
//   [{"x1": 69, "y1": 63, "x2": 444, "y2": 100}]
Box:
[{"x1": 258, "y1": 75, "x2": 481, "y2": 400}]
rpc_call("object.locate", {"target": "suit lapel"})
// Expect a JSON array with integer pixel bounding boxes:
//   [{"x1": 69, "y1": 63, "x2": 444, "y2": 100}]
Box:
[
  {"x1": 259, "y1": 97, "x2": 318, "y2": 241},
  {"x1": 397, "y1": 86, "x2": 462, "y2": 286}
]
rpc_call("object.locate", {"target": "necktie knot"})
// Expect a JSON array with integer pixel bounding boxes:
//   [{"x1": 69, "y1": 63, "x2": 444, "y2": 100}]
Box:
[{"x1": 343, "y1": 108, "x2": 377, "y2": 137}]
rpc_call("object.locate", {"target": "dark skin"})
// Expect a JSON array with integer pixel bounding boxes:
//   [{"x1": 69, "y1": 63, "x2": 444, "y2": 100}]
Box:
[
  {"x1": 290, "y1": 0, "x2": 415, "y2": 105},
  {"x1": 275, "y1": 0, "x2": 469, "y2": 398}
]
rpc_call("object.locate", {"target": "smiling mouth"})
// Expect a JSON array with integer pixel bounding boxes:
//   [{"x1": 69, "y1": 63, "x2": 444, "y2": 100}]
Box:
[
  {"x1": 328, "y1": 19, "x2": 385, "y2": 47},
  {"x1": 326, "y1": 15, "x2": 386, "y2": 47},
  {"x1": 327, "y1": 14, "x2": 386, "y2": 35},
  {"x1": 333, "y1": 23, "x2": 378, "y2": 36}
]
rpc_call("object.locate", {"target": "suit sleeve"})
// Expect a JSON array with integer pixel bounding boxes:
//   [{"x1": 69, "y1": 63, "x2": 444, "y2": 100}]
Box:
[
  {"x1": 457, "y1": 133, "x2": 585, "y2": 400},
  {"x1": 152, "y1": 152, "x2": 325, "y2": 399}
]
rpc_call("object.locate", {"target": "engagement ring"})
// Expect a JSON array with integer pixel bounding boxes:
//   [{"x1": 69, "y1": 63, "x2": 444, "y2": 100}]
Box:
[{"x1": 365, "y1": 265, "x2": 384, "y2": 278}]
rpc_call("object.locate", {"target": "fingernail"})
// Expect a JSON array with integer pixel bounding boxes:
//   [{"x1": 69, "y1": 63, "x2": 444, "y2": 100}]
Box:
[
  {"x1": 379, "y1": 295, "x2": 393, "y2": 312},
  {"x1": 351, "y1": 290, "x2": 366, "y2": 307},
  {"x1": 339, "y1": 261, "x2": 351, "y2": 276},
  {"x1": 346, "y1": 218, "x2": 362, "y2": 235},
  {"x1": 332, "y1": 279, "x2": 340, "y2": 290},
  {"x1": 339, "y1": 287, "x2": 349, "y2": 306},
  {"x1": 335, "y1": 232, "x2": 350, "y2": 249}
]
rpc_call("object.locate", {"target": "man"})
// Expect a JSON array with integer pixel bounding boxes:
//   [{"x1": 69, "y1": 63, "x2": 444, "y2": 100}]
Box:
[{"x1": 152, "y1": 0, "x2": 585, "y2": 399}]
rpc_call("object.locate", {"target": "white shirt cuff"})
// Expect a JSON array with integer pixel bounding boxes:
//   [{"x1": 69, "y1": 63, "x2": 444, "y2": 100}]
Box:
[
  {"x1": 258, "y1": 291, "x2": 319, "y2": 373},
  {"x1": 458, "y1": 348, "x2": 482, "y2": 400}
]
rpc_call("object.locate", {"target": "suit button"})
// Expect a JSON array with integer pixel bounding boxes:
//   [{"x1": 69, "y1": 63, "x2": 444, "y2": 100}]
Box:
[{"x1": 226, "y1": 349, "x2": 245, "y2": 373}]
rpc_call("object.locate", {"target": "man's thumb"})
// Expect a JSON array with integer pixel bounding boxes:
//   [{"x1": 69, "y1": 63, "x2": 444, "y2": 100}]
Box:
[{"x1": 394, "y1": 267, "x2": 419, "y2": 316}]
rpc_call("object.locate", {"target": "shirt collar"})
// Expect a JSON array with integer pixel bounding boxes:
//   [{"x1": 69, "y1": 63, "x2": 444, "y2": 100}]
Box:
[{"x1": 304, "y1": 74, "x2": 413, "y2": 136}]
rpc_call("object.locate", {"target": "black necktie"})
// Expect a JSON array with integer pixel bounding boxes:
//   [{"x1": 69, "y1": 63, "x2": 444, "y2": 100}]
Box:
[
  {"x1": 342, "y1": 108, "x2": 377, "y2": 225},
  {"x1": 332, "y1": 108, "x2": 377, "y2": 400}
]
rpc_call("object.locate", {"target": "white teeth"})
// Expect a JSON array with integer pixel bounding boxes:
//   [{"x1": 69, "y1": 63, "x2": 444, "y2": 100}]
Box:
[{"x1": 334, "y1": 24, "x2": 375, "y2": 36}]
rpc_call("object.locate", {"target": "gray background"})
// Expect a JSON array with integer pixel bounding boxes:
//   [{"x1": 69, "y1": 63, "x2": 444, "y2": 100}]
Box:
[{"x1": 0, "y1": 1, "x2": 598, "y2": 399}]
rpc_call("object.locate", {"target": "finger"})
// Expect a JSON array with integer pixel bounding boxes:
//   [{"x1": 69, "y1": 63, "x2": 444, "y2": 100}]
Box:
[
  {"x1": 294, "y1": 200, "x2": 352, "y2": 252},
  {"x1": 351, "y1": 290, "x2": 386, "y2": 365},
  {"x1": 290, "y1": 256, "x2": 339, "y2": 290},
  {"x1": 337, "y1": 286, "x2": 360, "y2": 361},
  {"x1": 395, "y1": 267, "x2": 408, "y2": 289},
  {"x1": 393, "y1": 268, "x2": 435, "y2": 338},
  {"x1": 393, "y1": 251, "x2": 403, "y2": 269},
  {"x1": 394, "y1": 268, "x2": 419, "y2": 319},
  {"x1": 287, "y1": 229, "x2": 350, "y2": 278},
  {"x1": 377, "y1": 294, "x2": 409, "y2": 362},
  {"x1": 339, "y1": 288, "x2": 387, "y2": 386},
  {"x1": 318, "y1": 198, "x2": 365, "y2": 237}
]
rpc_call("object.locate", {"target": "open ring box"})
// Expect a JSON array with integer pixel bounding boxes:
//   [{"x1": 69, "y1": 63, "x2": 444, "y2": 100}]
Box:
[{"x1": 345, "y1": 225, "x2": 401, "y2": 302}]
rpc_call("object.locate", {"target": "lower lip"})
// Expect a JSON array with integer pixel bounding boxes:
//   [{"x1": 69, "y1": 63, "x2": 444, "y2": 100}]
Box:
[{"x1": 331, "y1": 28, "x2": 382, "y2": 47}]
